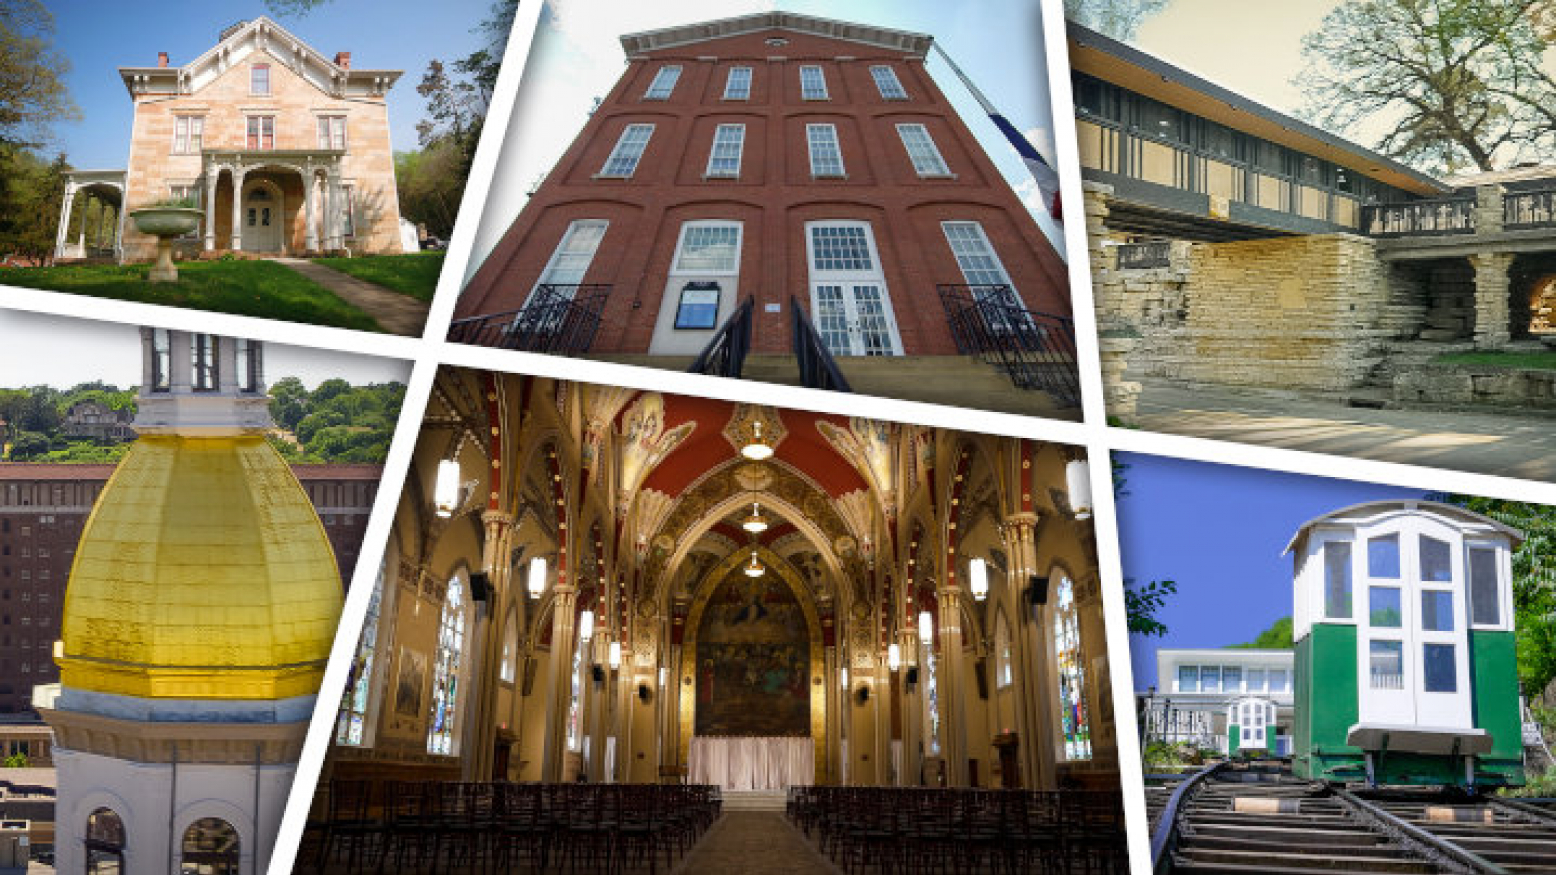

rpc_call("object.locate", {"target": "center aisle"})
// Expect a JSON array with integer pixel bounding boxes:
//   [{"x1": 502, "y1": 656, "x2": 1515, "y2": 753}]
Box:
[{"x1": 671, "y1": 811, "x2": 842, "y2": 875}]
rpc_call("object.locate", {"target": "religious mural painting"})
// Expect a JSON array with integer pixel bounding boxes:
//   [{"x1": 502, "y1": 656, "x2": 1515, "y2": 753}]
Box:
[{"x1": 694, "y1": 569, "x2": 812, "y2": 737}]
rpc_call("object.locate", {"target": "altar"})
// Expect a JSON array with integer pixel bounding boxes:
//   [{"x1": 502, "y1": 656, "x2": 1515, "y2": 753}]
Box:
[{"x1": 687, "y1": 736, "x2": 813, "y2": 791}]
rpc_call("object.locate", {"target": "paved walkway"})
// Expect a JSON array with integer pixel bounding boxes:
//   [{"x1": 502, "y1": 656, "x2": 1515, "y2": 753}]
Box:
[
  {"x1": 671, "y1": 812, "x2": 841, "y2": 875},
  {"x1": 272, "y1": 256, "x2": 429, "y2": 336},
  {"x1": 1132, "y1": 381, "x2": 1556, "y2": 482}
]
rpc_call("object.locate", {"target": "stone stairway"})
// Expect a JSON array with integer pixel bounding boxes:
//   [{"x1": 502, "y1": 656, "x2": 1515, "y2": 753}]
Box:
[
  {"x1": 591, "y1": 354, "x2": 1075, "y2": 417},
  {"x1": 719, "y1": 790, "x2": 788, "y2": 812}
]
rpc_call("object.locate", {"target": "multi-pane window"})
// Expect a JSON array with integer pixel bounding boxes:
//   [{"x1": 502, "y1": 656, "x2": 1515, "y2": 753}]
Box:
[
  {"x1": 799, "y1": 65, "x2": 828, "y2": 100},
  {"x1": 191, "y1": 335, "x2": 219, "y2": 391},
  {"x1": 531, "y1": 219, "x2": 608, "y2": 304},
  {"x1": 809, "y1": 225, "x2": 873, "y2": 270},
  {"x1": 1469, "y1": 547, "x2": 1500, "y2": 625},
  {"x1": 336, "y1": 557, "x2": 385, "y2": 746},
  {"x1": 871, "y1": 65, "x2": 908, "y2": 99},
  {"x1": 897, "y1": 124, "x2": 950, "y2": 176},
  {"x1": 428, "y1": 576, "x2": 466, "y2": 755},
  {"x1": 151, "y1": 329, "x2": 171, "y2": 392},
  {"x1": 1370, "y1": 640, "x2": 1403, "y2": 689},
  {"x1": 674, "y1": 223, "x2": 741, "y2": 272},
  {"x1": 705, "y1": 124, "x2": 745, "y2": 178},
  {"x1": 1323, "y1": 541, "x2": 1352, "y2": 618},
  {"x1": 806, "y1": 124, "x2": 844, "y2": 177},
  {"x1": 599, "y1": 124, "x2": 653, "y2": 177},
  {"x1": 723, "y1": 66, "x2": 752, "y2": 100},
  {"x1": 1177, "y1": 665, "x2": 1197, "y2": 692},
  {"x1": 251, "y1": 64, "x2": 270, "y2": 95},
  {"x1": 994, "y1": 613, "x2": 1013, "y2": 689},
  {"x1": 236, "y1": 338, "x2": 262, "y2": 393},
  {"x1": 644, "y1": 65, "x2": 682, "y2": 100},
  {"x1": 942, "y1": 222, "x2": 1015, "y2": 288},
  {"x1": 246, "y1": 116, "x2": 275, "y2": 150},
  {"x1": 499, "y1": 619, "x2": 517, "y2": 684},
  {"x1": 317, "y1": 115, "x2": 346, "y2": 150},
  {"x1": 1054, "y1": 575, "x2": 1091, "y2": 760},
  {"x1": 173, "y1": 116, "x2": 205, "y2": 154}
]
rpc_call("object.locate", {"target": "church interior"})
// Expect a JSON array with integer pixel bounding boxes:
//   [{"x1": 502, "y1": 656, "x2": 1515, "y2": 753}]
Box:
[{"x1": 304, "y1": 367, "x2": 1125, "y2": 872}]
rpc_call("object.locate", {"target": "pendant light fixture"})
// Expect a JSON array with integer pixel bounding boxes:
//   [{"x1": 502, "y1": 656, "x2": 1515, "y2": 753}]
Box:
[
  {"x1": 742, "y1": 501, "x2": 769, "y2": 533},
  {"x1": 741, "y1": 419, "x2": 774, "y2": 461},
  {"x1": 744, "y1": 549, "x2": 765, "y2": 577},
  {"x1": 1066, "y1": 458, "x2": 1093, "y2": 520},
  {"x1": 527, "y1": 556, "x2": 547, "y2": 598},
  {"x1": 969, "y1": 557, "x2": 989, "y2": 602}
]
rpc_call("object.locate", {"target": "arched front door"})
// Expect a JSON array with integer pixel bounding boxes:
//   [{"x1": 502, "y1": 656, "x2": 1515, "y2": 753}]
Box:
[{"x1": 242, "y1": 183, "x2": 283, "y2": 253}]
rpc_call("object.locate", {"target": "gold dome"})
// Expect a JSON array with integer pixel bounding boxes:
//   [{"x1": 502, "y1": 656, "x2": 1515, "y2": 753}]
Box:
[{"x1": 58, "y1": 434, "x2": 343, "y2": 700}]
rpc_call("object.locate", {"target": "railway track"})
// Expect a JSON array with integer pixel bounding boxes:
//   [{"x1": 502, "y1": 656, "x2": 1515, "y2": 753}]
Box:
[{"x1": 1150, "y1": 762, "x2": 1556, "y2": 874}]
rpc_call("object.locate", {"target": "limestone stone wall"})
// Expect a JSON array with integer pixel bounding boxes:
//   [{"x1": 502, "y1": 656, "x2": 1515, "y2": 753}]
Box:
[
  {"x1": 1087, "y1": 183, "x2": 1393, "y2": 392},
  {"x1": 122, "y1": 52, "x2": 403, "y2": 261}
]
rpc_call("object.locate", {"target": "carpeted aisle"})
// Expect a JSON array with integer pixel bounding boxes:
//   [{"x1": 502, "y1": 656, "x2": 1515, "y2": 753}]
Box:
[{"x1": 671, "y1": 812, "x2": 842, "y2": 875}]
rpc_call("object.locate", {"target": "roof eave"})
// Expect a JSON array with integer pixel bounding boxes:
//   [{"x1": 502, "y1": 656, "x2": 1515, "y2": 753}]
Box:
[{"x1": 621, "y1": 12, "x2": 933, "y2": 58}]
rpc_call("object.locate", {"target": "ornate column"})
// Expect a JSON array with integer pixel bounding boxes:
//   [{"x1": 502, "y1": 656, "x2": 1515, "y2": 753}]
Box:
[
  {"x1": 303, "y1": 168, "x2": 319, "y2": 252},
  {"x1": 541, "y1": 582, "x2": 577, "y2": 783},
  {"x1": 324, "y1": 170, "x2": 342, "y2": 251},
  {"x1": 54, "y1": 181, "x2": 76, "y2": 258},
  {"x1": 463, "y1": 510, "x2": 513, "y2": 781},
  {"x1": 203, "y1": 167, "x2": 218, "y2": 251},
  {"x1": 900, "y1": 626, "x2": 924, "y2": 784},
  {"x1": 230, "y1": 166, "x2": 247, "y2": 252},
  {"x1": 936, "y1": 587, "x2": 968, "y2": 786},
  {"x1": 1001, "y1": 514, "x2": 1052, "y2": 789},
  {"x1": 1471, "y1": 250, "x2": 1514, "y2": 349}
]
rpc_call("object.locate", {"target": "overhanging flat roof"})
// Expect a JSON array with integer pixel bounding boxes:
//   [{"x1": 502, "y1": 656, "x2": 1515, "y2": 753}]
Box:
[{"x1": 1066, "y1": 22, "x2": 1448, "y2": 197}]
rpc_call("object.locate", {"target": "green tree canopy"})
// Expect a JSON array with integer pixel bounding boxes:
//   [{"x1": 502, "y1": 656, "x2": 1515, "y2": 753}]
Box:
[
  {"x1": 1064, "y1": 0, "x2": 1170, "y2": 40},
  {"x1": 1299, "y1": 0, "x2": 1556, "y2": 173},
  {"x1": 1228, "y1": 616, "x2": 1295, "y2": 650}
]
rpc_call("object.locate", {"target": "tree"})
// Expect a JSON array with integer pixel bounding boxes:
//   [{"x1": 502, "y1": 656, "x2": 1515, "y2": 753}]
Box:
[
  {"x1": 2, "y1": 752, "x2": 27, "y2": 768},
  {"x1": 1126, "y1": 578, "x2": 1178, "y2": 636},
  {"x1": 1229, "y1": 616, "x2": 1295, "y2": 649},
  {"x1": 263, "y1": 0, "x2": 331, "y2": 15},
  {"x1": 1299, "y1": 0, "x2": 1556, "y2": 174},
  {"x1": 7, "y1": 430, "x2": 50, "y2": 460},
  {"x1": 1064, "y1": 0, "x2": 1170, "y2": 40},
  {"x1": 0, "y1": 0, "x2": 77, "y2": 151}
]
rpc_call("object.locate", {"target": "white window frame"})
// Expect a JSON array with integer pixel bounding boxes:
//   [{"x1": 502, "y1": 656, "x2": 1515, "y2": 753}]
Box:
[
  {"x1": 704, "y1": 124, "x2": 745, "y2": 178},
  {"x1": 250, "y1": 63, "x2": 270, "y2": 96},
  {"x1": 527, "y1": 219, "x2": 609, "y2": 307},
  {"x1": 803, "y1": 219, "x2": 904, "y2": 357},
  {"x1": 897, "y1": 123, "x2": 952, "y2": 177},
  {"x1": 799, "y1": 65, "x2": 828, "y2": 100},
  {"x1": 246, "y1": 115, "x2": 275, "y2": 151},
  {"x1": 598, "y1": 123, "x2": 654, "y2": 178},
  {"x1": 317, "y1": 115, "x2": 347, "y2": 150},
  {"x1": 643, "y1": 65, "x2": 682, "y2": 100},
  {"x1": 173, "y1": 116, "x2": 204, "y2": 154},
  {"x1": 870, "y1": 65, "x2": 908, "y2": 100},
  {"x1": 723, "y1": 66, "x2": 752, "y2": 100},
  {"x1": 671, "y1": 220, "x2": 742, "y2": 274},
  {"x1": 806, "y1": 123, "x2": 845, "y2": 178}
]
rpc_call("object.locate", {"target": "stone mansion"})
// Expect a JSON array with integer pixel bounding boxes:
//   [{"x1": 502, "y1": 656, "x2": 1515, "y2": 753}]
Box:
[{"x1": 56, "y1": 17, "x2": 406, "y2": 263}]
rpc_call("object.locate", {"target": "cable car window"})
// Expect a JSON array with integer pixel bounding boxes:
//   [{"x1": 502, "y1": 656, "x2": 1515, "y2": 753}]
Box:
[
  {"x1": 1423, "y1": 643, "x2": 1456, "y2": 692},
  {"x1": 1368, "y1": 534, "x2": 1399, "y2": 578},
  {"x1": 1469, "y1": 547, "x2": 1499, "y2": 625},
  {"x1": 1420, "y1": 536, "x2": 1452, "y2": 582}
]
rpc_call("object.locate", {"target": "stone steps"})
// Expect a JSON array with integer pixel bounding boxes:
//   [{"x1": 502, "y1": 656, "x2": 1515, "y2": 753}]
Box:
[{"x1": 719, "y1": 790, "x2": 788, "y2": 812}]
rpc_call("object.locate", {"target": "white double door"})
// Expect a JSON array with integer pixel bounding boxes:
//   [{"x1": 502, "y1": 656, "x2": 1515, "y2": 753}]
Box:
[
  {"x1": 1355, "y1": 517, "x2": 1473, "y2": 729},
  {"x1": 805, "y1": 221, "x2": 903, "y2": 357}
]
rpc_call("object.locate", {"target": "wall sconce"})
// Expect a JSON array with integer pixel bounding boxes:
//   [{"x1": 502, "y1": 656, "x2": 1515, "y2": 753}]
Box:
[
  {"x1": 527, "y1": 556, "x2": 547, "y2": 598},
  {"x1": 579, "y1": 609, "x2": 595, "y2": 642},
  {"x1": 918, "y1": 610, "x2": 934, "y2": 644},
  {"x1": 740, "y1": 419, "x2": 774, "y2": 460},
  {"x1": 969, "y1": 557, "x2": 989, "y2": 602},
  {"x1": 887, "y1": 643, "x2": 901, "y2": 672},
  {"x1": 1066, "y1": 458, "x2": 1093, "y2": 520},
  {"x1": 608, "y1": 640, "x2": 622, "y2": 671},
  {"x1": 434, "y1": 458, "x2": 461, "y2": 517}
]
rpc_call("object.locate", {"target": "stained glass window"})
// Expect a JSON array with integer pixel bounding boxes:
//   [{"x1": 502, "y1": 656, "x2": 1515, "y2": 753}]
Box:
[
  {"x1": 566, "y1": 631, "x2": 584, "y2": 752},
  {"x1": 427, "y1": 576, "x2": 466, "y2": 754},
  {"x1": 924, "y1": 643, "x2": 941, "y2": 756},
  {"x1": 1054, "y1": 574, "x2": 1091, "y2": 760},
  {"x1": 336, "y1": 556, "x2": 385, "y2": 745}
]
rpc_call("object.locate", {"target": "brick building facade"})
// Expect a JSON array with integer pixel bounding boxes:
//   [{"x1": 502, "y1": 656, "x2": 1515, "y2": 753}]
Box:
[
  {"x1": 453, "y1": 13, "x2": 1075, "y2": 415},
  {"x1": 0, "y1": 462, "x2": 379, "y2": 714},
  {"x1": 57, "y1": 16, "x2": 405, "y2": 262}
]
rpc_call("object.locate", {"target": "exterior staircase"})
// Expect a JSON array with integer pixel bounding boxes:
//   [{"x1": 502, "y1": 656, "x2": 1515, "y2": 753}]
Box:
[{"x1": 592, "y1": 354, "x2": 1075, "y2": 417}]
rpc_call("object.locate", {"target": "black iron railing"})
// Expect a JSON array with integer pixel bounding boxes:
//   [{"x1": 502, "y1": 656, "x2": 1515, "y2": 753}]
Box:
[
  {"x1": 688, "y1": 296, "x2": 753, "y2": 379},
  {"x1": 790, "y1": 295, "x2": 852, "y2": 392},
  {"x1": 1504, "y1": 187, "x2": 1556, "y2": 230},
  {"x1": 938, "y1": 285, "x2": 1081, "y2": 407},
  {"x1": 1116, "y1": 240, "x2": 1171, "y2": 269},
  {"x1": 447, "y1": 284, "x2": 610, "y2": 354},
  {"x1": 1361, "y1": 198, "x2": 1476, "y2": 237}
]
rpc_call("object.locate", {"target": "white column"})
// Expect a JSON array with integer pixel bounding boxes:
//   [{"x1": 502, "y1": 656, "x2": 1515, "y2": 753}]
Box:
[
  {"x1": 76, "y1": 192, "x2": 87, "y2": 251},
  {"x1": 303, "y1": 170, "x2": 318, "y2": 251},
  {"x1": 203, "y1": 169, "x2": 218, "y2": 251},
  {"x1": 54, "y1": 182, "x2": 75, "y2": 257},
  {"x1": 230, "y1": 168, "x2": 247, "y2": 252},
  {"x1": 324, "y1": 172, "x2": 341, "y2": 250}
]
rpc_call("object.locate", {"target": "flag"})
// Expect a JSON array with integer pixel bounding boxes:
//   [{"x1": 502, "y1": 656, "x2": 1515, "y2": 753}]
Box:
[{"x1": 988, "y1": 113, "x2": 1063, "y2": 223}]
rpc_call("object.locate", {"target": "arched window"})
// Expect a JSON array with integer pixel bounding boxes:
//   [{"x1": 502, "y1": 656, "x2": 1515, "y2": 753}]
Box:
[
  {"x1": 499, "y1": 610, "x2": 518, "y2": 684},
  {"x1": 85, "y1": 807, "x2": 124, "y2": 874},
  {"x1": 181, "y1": 817, "x2": 240, "y2": 875},
  {"x1": 336, "y1": 554, "x2": 387, "y2": 746},
  {"x1": 566, "y1": 606, "x2": 585, "y2": 753},
  {"x1": 994, "y1": 610, "x2": 1014, "y2": 690},
  {"x1": 427, "y1": 575, "x2": 467, "y2": 755},
  {"x1": 1054, "y1": 574, "x2": 1092, "y2": 760}
]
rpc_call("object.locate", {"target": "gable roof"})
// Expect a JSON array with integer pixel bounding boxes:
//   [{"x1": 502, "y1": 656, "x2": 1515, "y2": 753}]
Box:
[
  {"x1": 118, "y1": 15, "x2": 401, "y2": 98},
  {"x1": 620, "y1": 12, "x2": 933, "y2": 58}
]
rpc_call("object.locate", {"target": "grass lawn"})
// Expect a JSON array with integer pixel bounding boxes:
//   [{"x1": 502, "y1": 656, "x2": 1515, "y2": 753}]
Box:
[
  {"x1": 1435, "y1": 349, "x2": 1556, "y2": 370},
  {"x1": 0, "y1": 260, "x2": 382, "y2": 331},
  {"x1": 314, "y1": 251, "x2": 445, "y2": 302}
]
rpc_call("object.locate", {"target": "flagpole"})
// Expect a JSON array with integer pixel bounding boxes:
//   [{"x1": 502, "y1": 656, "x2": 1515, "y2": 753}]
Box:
[{"x1": 931, "y1": 41, "x2": 999, "y2": 117}]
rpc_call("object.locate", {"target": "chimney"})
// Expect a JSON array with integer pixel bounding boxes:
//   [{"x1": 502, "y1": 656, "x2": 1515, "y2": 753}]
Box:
[
  {"x1": 157, "y1": 52, "x2": 169, "y2": 68},
  {"x1": 334, "y1": 51, "x2": 351, "y2": 69}
]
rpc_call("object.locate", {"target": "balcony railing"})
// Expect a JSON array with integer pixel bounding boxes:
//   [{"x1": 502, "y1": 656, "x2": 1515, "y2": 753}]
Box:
[
  {"x1": 937, "y1": 284, "x2": 1080, "y2": 407},
  {"x1": 790, "y1": 295, "x2": 852, "y2": 392},
  {"x1": 1116, "y1": 240, "x2": 1171, "y2": 270},
  {"x1": 1361, "y1": 198, "x2": 1476, "y2": 237},
  {"x1": 447, "y1": 284, "x2": 610, "y2": 355},
  {"x1": 1504, "y1": 187, "x2": 1556, "y2": 230},
  {"x1": 687, "y1": 296, "x2": 753, "y2": 379}
]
